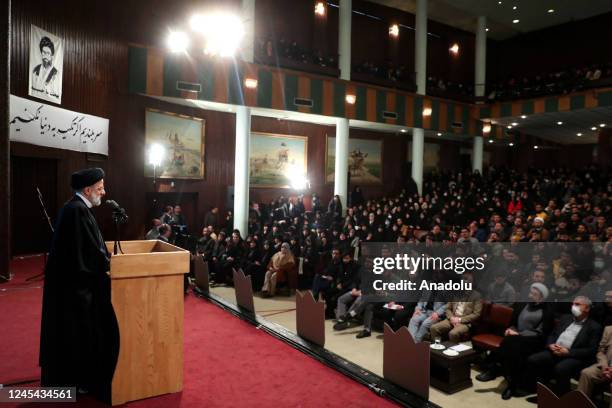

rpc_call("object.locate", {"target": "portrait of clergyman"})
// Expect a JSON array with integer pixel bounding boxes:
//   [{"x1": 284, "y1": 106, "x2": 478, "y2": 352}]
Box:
[{"x1": 29, "y1": 25, "x2": 64, "y2": 104}]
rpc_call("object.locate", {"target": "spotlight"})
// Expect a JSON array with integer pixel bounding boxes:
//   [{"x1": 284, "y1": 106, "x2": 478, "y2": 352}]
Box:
[
  {"x1": 513, "y1": 19, "x2": 520, "y2": 24},
  {"x1": 315, "y1": 1, "x2": 326, "y2": 16},
  {"x1": 548, "y1": 9, "x2": 555, "y2": 13},
  {"x1": 422, "y1": 107, "x2": 432, "y2": 116},
  {"x1": 511, "y1": 122, "x2": 518, "y2": 126},
  {"x1": 486, "y1": 28, "x2": 490, "y2": 32},
  {"x1": 507, "y1": 125, "x2": 512, "y2": 129},
  {"x1": 534, "y1": 145, "x2": 539, "y2": 149},
  {"x1": 167, "y1": 31, "x2": 189, "y2": 53},
  {"x1": 483, "y1": 124, "x2": 491, "y2": 133},
  {"x1": 244, "y1": 78, "x2": 258, "y2": 89},
  {"x1": 577, "y1": 133, "x2": 583, "y2": 137},
  {"x1": 389, "y1": 24, "x2": 399, "y2": 37},
  {"x1": 600, "y1": 123, "x2": 606, "y2": 127},
  {"x1": 286, "y1": 164, "x2": 309, "y2": 190},
  {"x1": 557, "y1": 121, "x2": 563, "y2": 125},
  {"x1": 591, "y1": 126, "x2": 597, "y2": 131},
  {"x1": 437, "y1": 132, "x2": 442, "y2": 136},
  {"x1": 345, "y1": 94, "x2": 356, "y2": 104},
  {"x1": 509, "y1": 142, "x2": 514, "y2": 146},
  {"x1": 449, "y1": 43, "x2": 460, "y2": 55},
  {"x1": 512, "y1": 5, "x2": 517, "y2": 10},
  {"x1": 520, "y1": 115, "x2": 527, "y2": 119},
  {"x1": 488, "y1": 139, "x2": 494, "y2": 143},
  {"x1": 148, "y1": 143, "x2": 165, "y2": 166},
  {"x1": 401, "y1": 129, "x2": 407, "y2": 133},
  {"x1": 196, "y1": 13, "x2": 245, "y2": 57}
]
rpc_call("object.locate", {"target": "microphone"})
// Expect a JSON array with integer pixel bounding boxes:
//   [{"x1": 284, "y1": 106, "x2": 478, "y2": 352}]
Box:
[{"x1": 106, "y1": 200, "x2": 127, "y2": 217}]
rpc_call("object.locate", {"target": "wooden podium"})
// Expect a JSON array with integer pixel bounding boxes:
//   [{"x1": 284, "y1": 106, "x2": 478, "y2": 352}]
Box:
[{"x1": 106, "y1": 240, "x2": 190, "y2": 406}]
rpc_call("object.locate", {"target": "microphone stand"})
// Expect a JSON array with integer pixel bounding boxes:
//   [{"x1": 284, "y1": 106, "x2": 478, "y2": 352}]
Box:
[
  {"x1": 27, "y1": 187, "x2": 54, "y2": 282},
  {"x1": 112, "y1": 208, "x2": 128, "y2": 255}
]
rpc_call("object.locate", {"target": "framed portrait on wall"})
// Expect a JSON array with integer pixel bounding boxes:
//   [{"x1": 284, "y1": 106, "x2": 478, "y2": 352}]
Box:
[
  {"x1": 250, "y1": 132, "x2": 308, "y2": 188},
  {"x1": 326, "y1": 136, "x2": 383, "y2": 184},
  {"x1": 29, "y1": 25, "x2": 64, "y2": 104},
  {"x1": 144, "y1": 109, "x2": 205, "y2": 179}
]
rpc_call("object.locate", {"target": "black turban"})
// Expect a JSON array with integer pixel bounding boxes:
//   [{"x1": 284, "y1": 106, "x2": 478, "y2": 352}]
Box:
[
  {"x1": 71, "y1": 168, "x2": 104, "y2": 190},
  {"x1": 39, "y1": 36, "x2": 55, "y2": 55}
]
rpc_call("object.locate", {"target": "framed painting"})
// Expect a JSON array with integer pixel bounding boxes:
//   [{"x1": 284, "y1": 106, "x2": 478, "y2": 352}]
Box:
[
  {"x1": 326, "y1": 136, "x2": 383, "y2": 184},
  {"x1": 144, "y1": 109, "x2": 205, "y2": 179},
  {"x1": 250, "y1": 132, "x2": 308, "y2": 188}
]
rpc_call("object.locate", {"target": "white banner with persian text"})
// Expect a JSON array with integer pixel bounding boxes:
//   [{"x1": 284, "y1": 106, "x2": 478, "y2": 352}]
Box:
[{"x1": 9, "y1": 95, "x2": 109, "y2": 155}]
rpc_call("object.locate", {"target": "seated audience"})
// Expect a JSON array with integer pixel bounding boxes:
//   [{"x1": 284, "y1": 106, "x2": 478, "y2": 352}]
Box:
[
  {"x1": 578, "y1": 325, "x2": 612, "y2": 403},
  {"x1": 401, "y1": 291, "x2": 446, "y2": 343},
  {"x1": 261, "y1": 242, "x2": 296, "y2": 297},
  {"x1": 525, "y1": 296, "x2": 602, "y2": 399},
  {"x1": 430, "y1": 272, "x2": 482, "y2": 342},
  {"x1": 145, "y1": 218, "x2": 162, "y2": 240},
  {"x1": 476, "y1": 283, "x2": 554, "y2": 400}
]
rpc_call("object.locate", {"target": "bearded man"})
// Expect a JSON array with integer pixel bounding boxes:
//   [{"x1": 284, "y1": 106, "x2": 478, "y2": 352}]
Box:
[{"x1": 39, "y1": 168, "x2": 119, "y2": 402}]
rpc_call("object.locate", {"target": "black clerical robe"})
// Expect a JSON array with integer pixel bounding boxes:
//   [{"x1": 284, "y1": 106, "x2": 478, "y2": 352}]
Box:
[{"x1": 39, "y1": 195, "x2": 119, "y2": 401}]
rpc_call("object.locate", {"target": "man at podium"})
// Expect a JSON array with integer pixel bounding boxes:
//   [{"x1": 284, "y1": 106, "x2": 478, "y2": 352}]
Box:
[{"x1": 39, "y1": 167, "x2": 119, "y2": 401}]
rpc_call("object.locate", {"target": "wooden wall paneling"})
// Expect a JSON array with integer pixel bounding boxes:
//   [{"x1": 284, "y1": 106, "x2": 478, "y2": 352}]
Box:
[{"x1": 0, "y1": 0, "x2": 10, "y2": 279}]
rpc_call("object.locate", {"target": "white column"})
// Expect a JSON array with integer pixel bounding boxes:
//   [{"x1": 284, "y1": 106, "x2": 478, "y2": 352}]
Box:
[
  {"x1": 412, "y1": 0, "x2": 427, "y2": 195},
  {"x1": 411, "y1": 129, "x2": 424, "y2": 194},
  {"x1": 234, "y1": 106, "x2": 251, "y2": 236},
  {"x1": 474, "y1": 15, "x2": 487, "y2": 98},
  {"x1": 334, "y1": 118, "x2": 349, "y2": 211},
  {"x1": 472, "y1": 135, "x2": 483, "y2": 173},
  {"x1": 414, "y1": 0, "x2": 428, "y2": 95},
  {"x1": 241, "y1": 0, "x2": 256, "y2": 63},
  {"x1": 338, "y1": 0, "x2": 352, "y2": 81}
]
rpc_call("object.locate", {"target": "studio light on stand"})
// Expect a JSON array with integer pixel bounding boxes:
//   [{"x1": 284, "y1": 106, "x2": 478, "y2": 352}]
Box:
[{"x1": 148, "y1": 143, "x2": 165, "y2": 185}]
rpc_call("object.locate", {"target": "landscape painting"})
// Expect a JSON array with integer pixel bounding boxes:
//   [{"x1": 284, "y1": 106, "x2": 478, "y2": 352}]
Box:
[
  {"x1": 250, "y1": 132, "x2": 308, "y2": 188},
  {"x1": 144, "y1": 109, "x2": 205, "y2": 179},
  {"x1": 326, "y1": 136, "x2": 383, "y2": 184}
]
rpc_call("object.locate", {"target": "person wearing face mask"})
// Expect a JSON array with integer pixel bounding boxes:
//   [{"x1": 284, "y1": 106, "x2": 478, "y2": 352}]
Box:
[
  {"x1": 525, "y1": 296, "x2": 602, "y2": 401},
  {"x1": 40, "y1": 168, "x2": 119, "y2": 399},
  {"x1": 476, "y1": 283, "x2": 553, "y2": 400}
]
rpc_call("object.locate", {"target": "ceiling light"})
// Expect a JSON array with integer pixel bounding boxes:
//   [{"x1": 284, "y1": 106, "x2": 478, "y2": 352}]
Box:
[
  {"x1": 486, "y1": 28, "x2": 490, "y2": 32},
  {"x1": 345, "y1": 94, "x2": 356, "y2": 104},
  {"x1": 512, "y1": 5, "x2": 517, "y2": 10},
  {"x1": 488, "y1": 139, "x2": 494, "y2": 143},
  {"x1": 449, "y1": 43, "x2": 460, "y2": 55},
  {"x1": 401, "y1": 129, "x2": 407, "y2": 133},
  {"x1": 437, "y1": 132, "x2": 442, "y2": 136},
  {"x1": 422, "y1": 107, "x2": 432, "y2": 116},
  {"x1": 483, "y1": 124, "x2": 491, "y2": 133},
  {"x1": 512, "y1": 19, "x2": 520, "y2": 24},
  {"x1": 600, "y1": 123, "x2": 606, "y2": 127},
  {"x1": 557, "y1": 121, "x2": 563, "y2": 125},
  {"x1": 520, "y1": 115, "x2": 527, "y2": 119},
  {"x1": 591, "y1": 126, "x2": 597, "y2": 131},
  {"x1": 167, "y1": 30, "x2": 189, "y2": 53},
  {"x1": 498, "y1": 1, "x2": 502, "y2": 4},
  {"x1": 197, "y1": 13, "x2": 245, "y2": 57},
  {"x1": 534, "y1": 145, "x2": 539, "y2": 149},
  {"x1": 389, "y1": 24, "x2": 399, "y2": 37},
  {"x1": 507, "y1": 125, "x2": 512, "y2": 129},
  {"x1": 315, "y1": 1, "x2": 326, "y2": 16},
  {"x1": 548, "y1": 9, "x2": 555, "y2": 13},
  {"x1": 244, "y1": 78, "x2": 258, "y2": 89},
  {"x1": 509, "y1": 142, "x2": 514, "y2": 146},
  {"x1": 511, "y1": 122, "x2": 518, "y2": 126},
  {"x1": 577, "y1": 133, "x2": 583, "y2": 137}
]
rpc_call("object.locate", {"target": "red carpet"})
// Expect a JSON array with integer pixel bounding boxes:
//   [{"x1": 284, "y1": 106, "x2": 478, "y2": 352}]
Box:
[{"x1": 1, "y1": 257, "x2": 397, "y2": 407}]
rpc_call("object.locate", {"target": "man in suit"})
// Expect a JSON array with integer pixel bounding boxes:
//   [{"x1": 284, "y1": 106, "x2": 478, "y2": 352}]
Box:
[
  {"x1": 525, "y1": 296, "x2": 602, "y2": 398},
  {"x1": 429, "y1": 272, "x2": 483, "y2": 342},
  {"x1": 577, "y1": 325, "x2": 612, "y2": 404},
  {"x1": 39, "y1": 168, "x2": 119, "y2": 402}
]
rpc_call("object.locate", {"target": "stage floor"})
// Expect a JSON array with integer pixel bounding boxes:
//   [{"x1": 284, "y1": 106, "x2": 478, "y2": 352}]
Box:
[{"x1": 210, "y1": 285, "x2": 535, "y2": 408}]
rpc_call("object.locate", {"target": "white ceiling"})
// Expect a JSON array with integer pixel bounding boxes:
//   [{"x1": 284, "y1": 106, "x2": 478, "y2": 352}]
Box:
[
  {"x1": 485, "y1": 107, "x2": 612, "y2": 144},
  {"x1": 367, "y1": 0, "x2": 612, "y2": 40}
]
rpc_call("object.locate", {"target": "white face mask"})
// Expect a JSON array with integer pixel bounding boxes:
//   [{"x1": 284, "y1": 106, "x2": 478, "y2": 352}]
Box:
[{"x1": 571, "y1": 304, "x2": 582, "y2": 318}]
